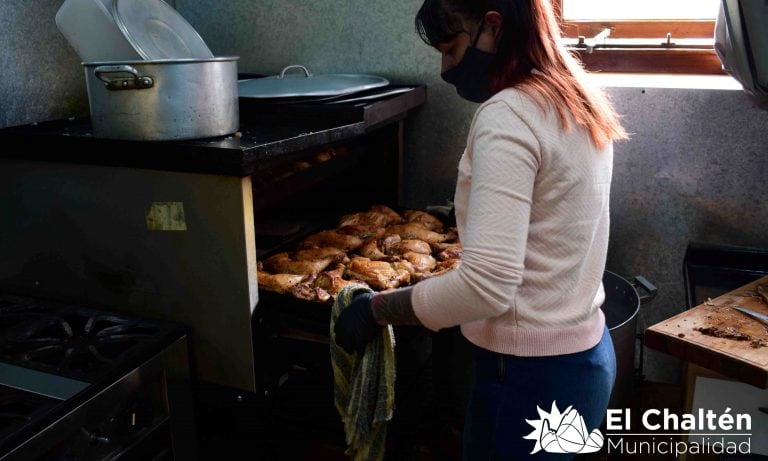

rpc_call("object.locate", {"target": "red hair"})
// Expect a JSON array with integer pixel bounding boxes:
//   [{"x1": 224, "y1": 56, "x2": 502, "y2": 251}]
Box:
[{"x1": 417, "y1": 0, "x2": 628, "y2": 148}]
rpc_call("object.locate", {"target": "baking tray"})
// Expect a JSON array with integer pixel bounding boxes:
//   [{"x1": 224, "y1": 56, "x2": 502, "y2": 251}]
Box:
[{"x1": 253, "y1": 206, "x2": 456, "y2": 336}]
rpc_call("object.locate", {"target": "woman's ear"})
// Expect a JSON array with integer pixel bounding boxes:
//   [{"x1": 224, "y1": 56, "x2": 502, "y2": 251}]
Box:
[{"x1": 484, "y1": 10, "x2": 503, "y2": 39}]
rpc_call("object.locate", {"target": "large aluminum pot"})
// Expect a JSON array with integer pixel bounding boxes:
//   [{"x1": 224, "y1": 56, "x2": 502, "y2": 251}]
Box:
[{"x1": 83, "y1": 57, "x2": 239, "y2": 141}]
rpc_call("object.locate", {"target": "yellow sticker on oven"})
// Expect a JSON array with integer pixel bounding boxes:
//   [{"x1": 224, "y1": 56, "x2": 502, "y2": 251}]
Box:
[{"x1": 146, "y1": 202, "x2": 188, "y2": 231}]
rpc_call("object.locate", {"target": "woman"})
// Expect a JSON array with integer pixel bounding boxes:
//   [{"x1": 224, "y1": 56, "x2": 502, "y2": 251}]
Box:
[{"x1": 335, "y1": 0, "x2": 627, "y2": 458}]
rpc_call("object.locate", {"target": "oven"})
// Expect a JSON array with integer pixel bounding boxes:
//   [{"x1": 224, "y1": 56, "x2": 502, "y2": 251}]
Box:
[
  {"x1": 209, "y1": 93, "x2": 440, "y2": 456},
  {"x1": 0, "y1": 85, "x2": 429, "y2": 457}
]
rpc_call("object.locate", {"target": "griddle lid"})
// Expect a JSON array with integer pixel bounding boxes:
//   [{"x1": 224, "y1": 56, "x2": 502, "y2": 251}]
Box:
[{"x1": 238, "y1": 65, "x2": 390, "y2": 99}]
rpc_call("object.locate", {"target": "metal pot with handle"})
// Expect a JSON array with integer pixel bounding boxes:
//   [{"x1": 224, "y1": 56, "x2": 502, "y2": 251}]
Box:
[
  {"x1": 602, "y1": 271, "x2": 657, "y2": 411},
  {"x1": 83, "y1": 57, "x2": 239, "y2": 141}
]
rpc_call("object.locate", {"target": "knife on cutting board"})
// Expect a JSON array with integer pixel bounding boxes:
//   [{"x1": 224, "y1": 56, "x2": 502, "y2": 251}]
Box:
[{"x1": 732, "y1": 306, "x2": 768, "y2": 326}]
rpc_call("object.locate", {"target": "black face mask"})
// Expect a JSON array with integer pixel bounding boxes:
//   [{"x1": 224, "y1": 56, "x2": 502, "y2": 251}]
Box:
[{"x1": 440, "y1": 24, "x2": 496, "y2": 103}]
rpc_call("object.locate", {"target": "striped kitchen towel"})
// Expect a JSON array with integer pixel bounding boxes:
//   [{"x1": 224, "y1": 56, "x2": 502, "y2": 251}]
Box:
[{"x1": 330, "y1": 285, "x2": 396, "y2": 461}]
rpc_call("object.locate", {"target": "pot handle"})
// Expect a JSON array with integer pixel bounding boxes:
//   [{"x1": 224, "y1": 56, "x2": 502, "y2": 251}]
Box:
[
  {"x1": 279, "y1": 65, "x2": 312, "y2": 79},
  {"x1": 633, "y1": 275, "x2": 657, "y2": 305},
  {"x1": 94, "y1": 65, "x2": 154, "y2": 91}
]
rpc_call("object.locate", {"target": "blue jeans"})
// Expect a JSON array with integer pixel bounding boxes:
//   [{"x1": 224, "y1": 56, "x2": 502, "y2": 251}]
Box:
[{"x1": 463, "y1": 326, "x2": 616, "y2": 460}]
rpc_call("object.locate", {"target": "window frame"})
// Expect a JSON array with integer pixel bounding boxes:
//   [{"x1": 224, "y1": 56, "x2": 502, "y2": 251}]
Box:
[{"x1": 554, "y1": 1, "x2": 723, "y2": 74}]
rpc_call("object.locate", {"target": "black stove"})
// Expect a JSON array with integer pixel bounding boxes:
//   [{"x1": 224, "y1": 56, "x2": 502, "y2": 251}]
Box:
[{"x1": 0, "y1": 294, "x2": 196, "y2": 461}]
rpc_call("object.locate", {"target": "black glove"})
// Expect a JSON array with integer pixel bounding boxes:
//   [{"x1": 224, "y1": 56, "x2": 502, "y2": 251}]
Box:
[{"x1": 334, "y1": 292, "x2": 382, "y2": 354}]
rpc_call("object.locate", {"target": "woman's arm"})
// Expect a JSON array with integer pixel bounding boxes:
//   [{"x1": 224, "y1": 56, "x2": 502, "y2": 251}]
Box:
[
  {"x1": 409, "y1": 99, "x2": 540, "y2": 331},
  {"x1": 370, "y1": 286, "x2": 420, "y2": 325}
]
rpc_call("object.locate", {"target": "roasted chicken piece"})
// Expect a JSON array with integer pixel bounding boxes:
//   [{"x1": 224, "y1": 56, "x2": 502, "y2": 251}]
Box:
[
  {"x1": 294, "y1": 247, "x2": 348, "y2": 264},
  {"x1": 379, "y1": 234, "x2": 402, "y2": 253},
  {"x1": 388, "y1": 239, "x2": 432, "y2": 256},
  {"x1": 300, "y1": 231, "x2": 363, "y2": 252},
  {"x1": 337, "y1": 224, "x2": 386, "y2": 240},
  {"x1": 391, "y1": 259, "x2": 416, "y2": 276},
  {"x1": 346, "y1": 257, "x2": 410, "y2": 291},
  {"x1": 437, "y1": 245, "x2": 463, "y2": 261},
  {"x1": 385, "y1": 223, "x2": 449, "y2": 245},
  {"x1": 431, "y1": 258, "x2": 461, "y2": 277},
  {"x1": 257, "y1": 271, "x2": 306, "y2": 294},
  {"x1": 370, "y1": 205, "x2": 403, "y2": 224},
  {"x1": 359, "y1": 238, "x2": 389, "y2": 261},
  {"x1": 314, "y1": 265, "x2": 369, "y2": 298},
  {"x1": 391, "y1": 259, "x2": 436, "y2": 283},
  {"x1": 403, "y1": 210, "x2": 445, "y2": 232},
  {"x1": 263, "y1": 252, "x2": 334, "y2": 275},
  {"x1": 401, "y1": 252, "x2": 437, "y2": 273},
  {"x1": 290, "y1": 284, "x2": 332, "y2": 304},
  {"x1": 338, "y1": 211, "x2": 392, "y2": 228},
  {"x1": 432, "y1": 241, "x2": 460, "y2": 252}
]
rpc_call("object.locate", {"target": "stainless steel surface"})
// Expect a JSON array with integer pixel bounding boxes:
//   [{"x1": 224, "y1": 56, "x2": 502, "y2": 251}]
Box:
[
  {"x1": 603, "y1": 271, "x2": 643, "y2": 411},
  {"x1": 95, "y1": 65, "x2": 155, "y2": 91},
  {"x1": 112, "y1": 0, "x2": 213, "y2": 60},
  {"x1": 280, "y1": 64, "x2": 312, "y2": 78},
  {"x1": 0, "y1": 295, "x2": 196, "y2": 460},
  {"x1": 84, "y1": 57, "x2": 239, "y2": 141},
  {"x1": 325, "y1": 86, "x2": 415, "y2": 105},
  {"x1": 2, "y1": 337, "x2": 195, "y2": 461},
  {"x1": 733, "y1": 306, "x2": 768, "y2": 326},
  {"x1": 238, "y1": 65, "x2": 389, "y2": 99},
  {"x1": 0, "y1": 163, "x2": 259, "y2": 392}
]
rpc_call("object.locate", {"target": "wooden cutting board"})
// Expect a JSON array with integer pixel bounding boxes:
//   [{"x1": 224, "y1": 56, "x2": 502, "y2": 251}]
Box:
[{"x1": 645, "y1": 275, "x2": 768, "y2": 388}]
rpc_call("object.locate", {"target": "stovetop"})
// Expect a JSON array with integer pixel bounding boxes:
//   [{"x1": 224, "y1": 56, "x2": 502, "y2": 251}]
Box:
[
  {"x1": 0, "y1": 385, "x2": 58, "y2": 449},
  {"x1": 0, "y1": 294, "x2": 181, "y2": 383},
  {"x1": 0, "y1": 294, "x2": 185, "y2": 456}
]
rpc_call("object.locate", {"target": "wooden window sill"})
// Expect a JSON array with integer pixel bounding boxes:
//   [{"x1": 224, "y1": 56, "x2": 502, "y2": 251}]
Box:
[{"x1": 573, "y1": 48, "x2": 724, "y2": 74}]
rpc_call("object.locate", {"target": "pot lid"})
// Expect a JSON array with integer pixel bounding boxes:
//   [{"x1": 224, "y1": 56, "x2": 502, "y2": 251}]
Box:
[
  {"x1": 238, "y1": 65, "x2": 390, "y2": 99},
  {"x1": 112, "y1": 0, "x2": 214, "y2": 60}
]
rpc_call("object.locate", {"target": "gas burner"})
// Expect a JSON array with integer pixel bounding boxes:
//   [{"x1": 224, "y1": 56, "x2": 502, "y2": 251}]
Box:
[
  {"x1": 1, "y1": 311, "x2": 161, "y2": 378},
  {"x1": 0, "y1": 294, "x2": 191, "y2": 460},
  {"x1": 0, "y1": 297, "x2": 50, "y2": 332}
]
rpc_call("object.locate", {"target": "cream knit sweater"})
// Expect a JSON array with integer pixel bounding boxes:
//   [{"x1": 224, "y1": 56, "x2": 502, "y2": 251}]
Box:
[{"x1": 412, "y1": 88, "x2": 613, "y2": 356}]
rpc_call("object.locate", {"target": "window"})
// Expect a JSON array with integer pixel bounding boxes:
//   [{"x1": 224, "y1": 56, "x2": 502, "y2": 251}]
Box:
[
  {"x1": 562, "y1": 0, "x2": 719, "y2": 21},
  {"x1": 557, "y1": 0, "x2": 723, "y2": 74}
]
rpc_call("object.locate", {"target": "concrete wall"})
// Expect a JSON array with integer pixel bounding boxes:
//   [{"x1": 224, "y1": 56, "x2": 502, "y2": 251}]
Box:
[
  {"x1": 0, "y1": 0, "x2": 89, "y2": 128},
  {"x1": 176, "y1": 0, "x2": 768, "y2": 383},
  {"x1": 175, "y1": 0, "x2": 473, "y2": 207},
  {"x1": 606, "y1": 86, "x2": 768, "y2": 383}
]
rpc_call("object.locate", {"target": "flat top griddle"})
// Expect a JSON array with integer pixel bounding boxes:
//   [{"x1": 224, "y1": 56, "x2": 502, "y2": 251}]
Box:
[{"x1": 0, "y1": 85, "x2": 426, "y2": 177}]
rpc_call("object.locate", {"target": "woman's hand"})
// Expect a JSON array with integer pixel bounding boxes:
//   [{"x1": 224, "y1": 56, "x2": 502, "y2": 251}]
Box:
[{"x1": 334, "y1": 292, "x2": 382, "y2": 354}]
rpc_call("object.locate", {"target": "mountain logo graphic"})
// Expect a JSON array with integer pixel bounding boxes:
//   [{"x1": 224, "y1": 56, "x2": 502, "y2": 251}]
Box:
[{"x1": 523, "y1": 401, "x2": 604, "y2": 454}]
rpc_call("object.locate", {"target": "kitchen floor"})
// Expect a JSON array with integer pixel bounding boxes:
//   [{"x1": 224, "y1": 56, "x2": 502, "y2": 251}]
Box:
[
  {"x1": 196, "y1": 378, "x2": 691, "y2": 461},
  {"x1": 196, "y1": 373, "x2": 768, "y2": 461}
]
